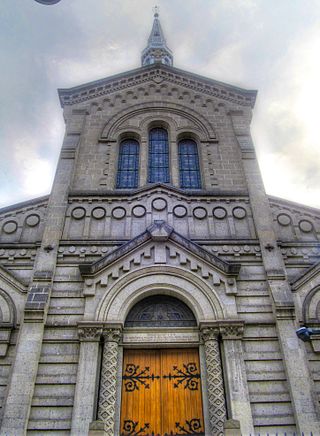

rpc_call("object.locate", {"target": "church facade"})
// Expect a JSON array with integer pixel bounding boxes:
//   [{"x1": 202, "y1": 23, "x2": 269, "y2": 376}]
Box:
[{"x1": 0, "y1": 13, "x2": 320, "y2": 436}]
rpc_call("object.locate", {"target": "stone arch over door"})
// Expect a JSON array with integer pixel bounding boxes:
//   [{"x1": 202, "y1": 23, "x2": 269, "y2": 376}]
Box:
[{"x1": 96, "y1": 265, "x2": 224, "y2": 324}]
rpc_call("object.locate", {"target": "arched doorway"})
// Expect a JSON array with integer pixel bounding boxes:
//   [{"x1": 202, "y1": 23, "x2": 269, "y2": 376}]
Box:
[{"x1": 120, "y1": 295, "x2": 205, "y2": 436}]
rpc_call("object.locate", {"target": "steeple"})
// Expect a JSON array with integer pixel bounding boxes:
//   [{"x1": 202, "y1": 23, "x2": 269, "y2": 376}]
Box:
[{"x1": 141, "y1": 8, "x2": 173, "y2": 67}]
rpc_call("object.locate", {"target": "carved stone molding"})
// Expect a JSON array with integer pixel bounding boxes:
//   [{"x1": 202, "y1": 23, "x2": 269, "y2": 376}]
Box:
[
  {"x1": 98, "y1": 328, "x2": 122, "y2": 436},
  {"x1": 200, "y1": 326, "x2": 220, "y2": 343},
  {"x1": 78, "y1": 324, "x2": 103, "y2": 342}
]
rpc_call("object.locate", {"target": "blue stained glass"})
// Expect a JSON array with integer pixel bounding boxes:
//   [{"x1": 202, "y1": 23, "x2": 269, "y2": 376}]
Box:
[
  {"x1": 179, "y1": 139, "x2": 201, "y2": 189},
  {"x1": 148, "y1": 128, "x2": 170, "y2": 183},
  {"x1": 116, "y1": 139, "x2": 139, "y2": 188}
]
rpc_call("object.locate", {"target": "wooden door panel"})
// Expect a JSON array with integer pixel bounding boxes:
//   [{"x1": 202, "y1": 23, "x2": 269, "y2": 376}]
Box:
[
  {"x1": 161, "y1": 349, "x2": 204, "y2": 435},
  {"x1": 120, "y1": 348, "x2": 205, "y2": 436},
  {"x1": 120, "y1": 349, "x2": 161, "y2": 435}
]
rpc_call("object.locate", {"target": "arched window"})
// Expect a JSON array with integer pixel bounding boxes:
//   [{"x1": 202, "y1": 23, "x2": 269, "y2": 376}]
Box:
[
  {"x1": 148, "y1": 128, "x2": 170, "y2": 183},
  {"x1": 125, "y1": 295, "x2": 197, "y2": 327},
  {"x1": 178, "y1": 139, "x2": 201, "y2": 189},
  {"x1": 116, "y1": 139, "x2": 139, "y2": 189}
]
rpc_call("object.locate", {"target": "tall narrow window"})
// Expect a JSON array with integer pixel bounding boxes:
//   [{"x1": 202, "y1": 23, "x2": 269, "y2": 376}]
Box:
[
  {"x1": 148, "y1": 128, "x2": 170, "y2": 183},
  {"x1": 179, "y1": 139, "x2": 201, "y2": 189},
  {"x1": 116, "y1": 139, "x2": 139, "y2": 189}
]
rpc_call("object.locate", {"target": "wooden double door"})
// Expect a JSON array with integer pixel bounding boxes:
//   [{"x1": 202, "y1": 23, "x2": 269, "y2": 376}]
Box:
[{"x1": 120, "y1": 349, "x2": 205, "y2": 436}]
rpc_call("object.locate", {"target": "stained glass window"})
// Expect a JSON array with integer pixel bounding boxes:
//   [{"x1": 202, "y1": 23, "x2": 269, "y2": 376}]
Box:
[
  {"x1": 179, "y1": 139, "x2": 201, "y2": 189},
  {"x1": 148, "y1": 128, "x2": 170, "y2": 183},
  {"x1": 116, "y1": 139, "x2": 139, "y2": 189}
]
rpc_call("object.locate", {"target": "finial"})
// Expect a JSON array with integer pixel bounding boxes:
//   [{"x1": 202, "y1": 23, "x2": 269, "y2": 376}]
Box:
[{"x1": 153, "y1": 5, "x2": 159, "y2": 18}]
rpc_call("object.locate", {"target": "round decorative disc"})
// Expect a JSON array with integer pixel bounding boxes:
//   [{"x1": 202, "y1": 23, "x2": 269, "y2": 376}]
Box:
[
  {"x1": 152, "y1": 198, "x2": 167, "y2": 211},
  {"x1": 112, "y1": 207, "x2": 126, "y2": 219},
  {"x1": 71, "y1": 207, "x2": 86, "y2": 220},
  {"x1": 299, "y1": 220, "x2": 313, "y2": 233},
  {"x1": 277, "y1": 213, "x2": 291, "y2": 226},
  {"x1": 213, "y1": 207, "x2": 227, "y2": 219},
  {"x1": 3, "y1": 221, "x2": 18, "y2": 234},
  {"x1": 173, "y1": 205, "x2": 187, "y2": 218},
  {"x1": 193, "y1": 207, "x2": 207, "y2": 220},
  {"x1": 232, "y1": 207, "x2": 246, "y2": 220},
  {"x1": 132, "y1": 205, "x2": 146, "y2": 218},
  {"x1": 26, "y1": 214, "x2": 40, "y2": 227},
  {"x1": 92, "y1": 207, "x2": 106, "y2": 220}
]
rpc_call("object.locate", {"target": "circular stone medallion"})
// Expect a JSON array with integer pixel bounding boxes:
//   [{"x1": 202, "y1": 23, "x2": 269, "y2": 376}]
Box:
[
  {"x1": 3, "y1": 221, "x2": 18, "y2": 234},
  {"x1": 26, "y1": 214, "x2": 40, "y2": 227},
  {"x1": 173, "y1": 205, "x2": 187, "y2": 218},
  {"x1": 299, "y1": 220, "x2": 313, "y2": 233},
  {"x1": 277, "y1": 213, "x2": 291, "y2": 226},
  {"x1": 152, "y1": 198, "x2": 167, "y2": 211},
  {"x1": 213, "y1": 207, "x2": 227, "y2": 219},
  {"x1": 232, "y1": 207, "x2": 246, "y2": 220},
  {"x1": 71, "y1": 207, "x2": 86, "y2": 220},
  {"x1": 193, "y1": 207, "x2": 207, "y2": 220},
  {"x1": 112, "y1": 207, "x2": 126, "y2": 219},
  {"x1": 92, "y1": 207, "x2": 106, "y2": 220},
  {"x1": 132, "y1": 205, "x2": 146, "y2": 218}
]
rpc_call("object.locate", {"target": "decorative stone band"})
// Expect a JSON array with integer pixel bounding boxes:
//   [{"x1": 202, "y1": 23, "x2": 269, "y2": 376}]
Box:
[
  {"x1": 77, "y1": 324, "x2": 103, "y2": 342},
  {"x1": 98, "y1": 326, "x2": 123, "y2": 436},
  {"x1": 200, "y1": 321, "x2": 245, "y2": 341}
]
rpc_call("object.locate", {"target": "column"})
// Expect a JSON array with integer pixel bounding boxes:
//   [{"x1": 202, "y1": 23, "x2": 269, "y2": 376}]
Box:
[
  {"x1": 98, "y1": 326, "x2": 122, "y2": 436},
  {"x1": 220, "y1": 323, "x2": 254, "y2": 435},
  {"x1": 71, "y1": 324, "x2": 103, "y2": 436},
  {"x1": 201, "y1": 327, "x2": 226, "y2": 436}
]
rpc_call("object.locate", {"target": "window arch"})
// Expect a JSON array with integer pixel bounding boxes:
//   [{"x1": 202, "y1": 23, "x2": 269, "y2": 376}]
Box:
[
  {"x1": 116, "y1": 139, "x2": 139, "y2": 189},
  {"x1": 178, "y1": 139, "x2": 201, "y2": 189},
  {"x1": 148, "y1": 128, "x2": 170, "y2": 183},
  {"x1": 125, "y1": 295, "x2": 197, "y2": 327}
]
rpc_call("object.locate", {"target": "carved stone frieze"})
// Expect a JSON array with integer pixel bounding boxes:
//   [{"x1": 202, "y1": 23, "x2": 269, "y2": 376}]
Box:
[
  {"x1": 102, "y1": 327, "x2": 122, "y2": 343},
  {"x1": 219, "y1": 324, "x2": 244, "y2": 340}
]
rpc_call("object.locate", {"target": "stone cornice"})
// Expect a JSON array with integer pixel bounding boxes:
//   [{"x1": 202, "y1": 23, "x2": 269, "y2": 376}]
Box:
[
  {"x1": 58, "y1": 64, "x2": 257, "y2": 108},
  {"x1": 291, "y1": 260, "x2": 320, "y2": 291}
]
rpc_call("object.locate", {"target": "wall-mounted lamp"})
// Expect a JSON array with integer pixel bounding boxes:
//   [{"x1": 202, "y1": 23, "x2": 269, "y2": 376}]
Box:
[
  {"x1": 296, "y1": 327, "x2": 320, "y2": 342},
  {"x1": 34, "y1": 0, "x2": 61, "y2": 4}
]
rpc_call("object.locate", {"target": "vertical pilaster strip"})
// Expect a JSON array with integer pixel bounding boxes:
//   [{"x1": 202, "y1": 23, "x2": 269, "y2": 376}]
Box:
[
  {"x1": 201, "y1": 327, "x2": 226, "y2": 436},
  {"x1": 220, "y1": 324, "x2": 254, "y2": 435},
  {"x1": 71, "y1": 325, "x2": 103, "y2": 436},
  {"x1": 98, "y1": 327, "x2": 122, "y2": 435}
]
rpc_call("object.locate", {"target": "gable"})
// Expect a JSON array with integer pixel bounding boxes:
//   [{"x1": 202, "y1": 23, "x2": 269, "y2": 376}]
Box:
[{"x1": 58, "y1": 64, "x2": 257, "y2": 109}]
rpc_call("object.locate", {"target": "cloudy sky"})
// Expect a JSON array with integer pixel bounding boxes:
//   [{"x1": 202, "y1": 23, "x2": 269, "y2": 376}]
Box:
[{"x1": 1, "y1": 0, "x2": 320, "y2": 209}]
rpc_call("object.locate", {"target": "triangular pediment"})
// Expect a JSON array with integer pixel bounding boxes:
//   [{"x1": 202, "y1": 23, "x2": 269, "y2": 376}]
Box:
[
  {"x1": 79, "y1": 220, "x2": 240, "y2": 280},
  {"x1": 58, "y1": 63, "x2": 257, "y2": 109}
]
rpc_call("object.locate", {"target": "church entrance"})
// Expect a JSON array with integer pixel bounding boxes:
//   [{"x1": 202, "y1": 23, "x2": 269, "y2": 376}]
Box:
[{"x1": 120, "y1": 348, "x2": 205, "y2": 436}]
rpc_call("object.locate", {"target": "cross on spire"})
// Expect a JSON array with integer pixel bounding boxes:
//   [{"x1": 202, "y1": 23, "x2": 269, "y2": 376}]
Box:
[{"x1": 141, "y1": 9, "x2": 173, "y2": 67}]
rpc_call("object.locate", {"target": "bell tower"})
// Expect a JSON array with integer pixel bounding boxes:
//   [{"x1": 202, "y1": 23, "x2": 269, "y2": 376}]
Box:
[{"x1": 141, "y1": 9, "x2": 173, "y2": 66}]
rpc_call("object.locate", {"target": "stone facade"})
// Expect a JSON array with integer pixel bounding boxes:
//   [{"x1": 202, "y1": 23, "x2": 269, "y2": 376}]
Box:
[{"x1": 1, "y1": 15, "x2": 320, "y2": 436}]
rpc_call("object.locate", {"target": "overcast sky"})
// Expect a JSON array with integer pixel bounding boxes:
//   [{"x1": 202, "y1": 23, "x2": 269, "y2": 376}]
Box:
[{"x1": 1, "y1": 0, "x2": 320, "y2": 209}]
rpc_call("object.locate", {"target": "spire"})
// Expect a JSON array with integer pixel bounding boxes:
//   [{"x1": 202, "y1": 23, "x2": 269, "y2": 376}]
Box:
[{"x1": 141, "y1": 8, "x2": 173, "y2": 67}]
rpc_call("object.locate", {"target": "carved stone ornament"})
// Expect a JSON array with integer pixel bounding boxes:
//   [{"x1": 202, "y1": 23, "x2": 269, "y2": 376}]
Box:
[
  {"x1": 219, "y1": 324, "x2": 244, "y2": 340},
  {"x1": 102, "y1": 327, "x2": 122, "y2": 343},
  {"x1": 200, "y1": 327, "x2": 220, "y2": 343},
  {"x1": 78, "y1": 326, "x2": 103, "y2": 342}
]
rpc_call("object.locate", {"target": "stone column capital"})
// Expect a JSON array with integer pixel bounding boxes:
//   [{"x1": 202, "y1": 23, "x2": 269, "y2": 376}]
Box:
[
  {"x1": 102, "y1": 325, "x2": 122, "y2": 343},
  {"x1": 78, "y1": 324, "x2": 103, "y2": 342},
  {"x1": 200, "y1": 326, "x2": 220, "y2": 342}
]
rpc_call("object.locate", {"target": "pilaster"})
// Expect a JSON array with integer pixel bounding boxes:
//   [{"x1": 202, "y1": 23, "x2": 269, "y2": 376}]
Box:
[
  {"x1": 219, "y1": 323, "x2": 254, "y2": 435},
  {"x1": 71, "y1": 323, "x2": 103, "y2": 436}
]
